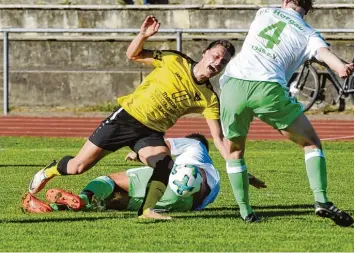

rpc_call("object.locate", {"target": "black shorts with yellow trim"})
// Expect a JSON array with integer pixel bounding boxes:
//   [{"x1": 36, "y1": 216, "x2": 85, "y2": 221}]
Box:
[{"x1": 89, "y1": 106, "x2": 166, "y2": 152}]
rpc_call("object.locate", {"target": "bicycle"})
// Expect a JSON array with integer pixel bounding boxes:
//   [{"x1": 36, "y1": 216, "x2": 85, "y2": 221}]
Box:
[{"x1": 287, "y1": 58, "x2": 354, "y2": 112}]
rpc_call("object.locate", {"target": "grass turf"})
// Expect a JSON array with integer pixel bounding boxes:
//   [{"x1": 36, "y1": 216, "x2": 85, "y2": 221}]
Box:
[{"x1": 0, "y1": 136, "x2": 353, "y2": 252}]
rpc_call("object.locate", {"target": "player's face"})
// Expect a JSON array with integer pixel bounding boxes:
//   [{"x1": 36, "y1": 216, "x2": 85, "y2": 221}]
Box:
[{"x1": 202, "y1": 45, "x2": 232, "y2": 78}]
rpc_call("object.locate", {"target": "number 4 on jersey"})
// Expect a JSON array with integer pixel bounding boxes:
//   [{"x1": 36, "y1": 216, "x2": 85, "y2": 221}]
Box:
[{"x1": 258, "y1": 21, "x2": 286, "y2": 49}]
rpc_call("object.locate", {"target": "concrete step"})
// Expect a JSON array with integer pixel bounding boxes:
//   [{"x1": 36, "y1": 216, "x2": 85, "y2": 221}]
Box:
[
  {"x1": 0, "y1": 4, "x2": 352, "y2": 31},
  {"x1": 0, "y1": 70, "x2": 142, "y2": 107},
  {"x1": 1, "y1": 39, "x2": 353, "y2": 70},
  {"x1": 0, "y1": 0, "x2": 352, "y2": 5}
]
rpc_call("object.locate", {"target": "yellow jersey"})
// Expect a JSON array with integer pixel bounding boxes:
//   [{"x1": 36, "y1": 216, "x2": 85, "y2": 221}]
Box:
[{"x1": 117, "y1": 50, "x2": 220, "y2": 132}]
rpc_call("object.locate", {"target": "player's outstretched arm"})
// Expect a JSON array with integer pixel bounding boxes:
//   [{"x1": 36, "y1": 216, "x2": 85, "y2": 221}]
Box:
[
  {"x1": 317, "y1": 47, "x2": 354, "y2": 78},
  {"x1": 126, "y1": 15, "x2": 160, "y2": 65},
  {"x1": 206, "y1": 119, "x2": 227, "y2": 159}
]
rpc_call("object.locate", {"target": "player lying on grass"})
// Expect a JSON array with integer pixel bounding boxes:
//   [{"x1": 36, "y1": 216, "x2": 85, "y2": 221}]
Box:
[
  {"x1": 28, "y1": 15, "x2": 235, "y2": 220},
  {"x1": 23, "y1": 134, "x2": 266, "y2": 213}
]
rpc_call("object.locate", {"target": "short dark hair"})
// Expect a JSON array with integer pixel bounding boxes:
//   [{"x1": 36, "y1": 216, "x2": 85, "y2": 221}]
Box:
[
  {"x1": 288, "y1": 0, "x2": 314, "y2": 14},
  {"x1": 185, "y1": 133, "x2": 209, "y2": 152},
  {"x1": 203, "y1": 40, "x2": 236, "y2": 57}
]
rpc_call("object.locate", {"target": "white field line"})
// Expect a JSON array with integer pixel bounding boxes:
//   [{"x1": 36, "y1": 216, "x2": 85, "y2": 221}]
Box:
[{"x1": 320, "y1": 135, "x2": 354, "y2": 141}]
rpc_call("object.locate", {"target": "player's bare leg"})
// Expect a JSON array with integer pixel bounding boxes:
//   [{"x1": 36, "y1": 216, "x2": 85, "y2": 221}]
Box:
[
  {"x1": 224, "y1": 137, "x2": 259, "y2": 222},
  {"x1": 280, "y1": 113, "x2": 353, "y2": 227},
  {"x1": 29, "y1": 140, "x2": 109, "y2": 194}
]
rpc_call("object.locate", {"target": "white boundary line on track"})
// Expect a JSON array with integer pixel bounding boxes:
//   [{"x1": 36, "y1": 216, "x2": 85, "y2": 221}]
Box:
[{"x1": 320, "y1": 135, "x2": 354, "y2": 141}]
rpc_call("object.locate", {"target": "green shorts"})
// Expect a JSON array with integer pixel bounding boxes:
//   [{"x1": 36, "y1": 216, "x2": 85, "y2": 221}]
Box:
[
  {"x1": 220, "y1": 78, "x2": 303, "y2": 139},
  {"x1": 126, "y1": 167, "x2": 193, "y2": 212}
]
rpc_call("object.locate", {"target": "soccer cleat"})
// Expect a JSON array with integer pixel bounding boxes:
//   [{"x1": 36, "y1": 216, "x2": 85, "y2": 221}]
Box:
[
  {"x1": 46, "y1": 188, "x2": 86, "y2": 211},
  {"x1": 243, "y1": 212, "x2": 261, "y2": 223},
  {"x1": 21, "y1": 193, "x2": 53, "y2": 213},
  {"x1": 29, "y1": 160, "x2": 57, "y2": 194},
  {"x1": 315, "y1": 201, "x2": 354, "y2": 227},
  {"x1": 138, "y1": 208, "x2": 172, "y2": 220}
]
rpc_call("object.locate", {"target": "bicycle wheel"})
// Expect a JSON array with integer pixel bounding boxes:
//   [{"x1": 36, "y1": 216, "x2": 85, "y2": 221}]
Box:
[
  {"x1": 347, "y1": 58, "x2": 354, "y2": 104},
  {"x1": 348, "y1": 74, "x2": 354, "y2": 104},
  {"x1": 288, "y1": 64, "x2": 319, "y2": 112}
]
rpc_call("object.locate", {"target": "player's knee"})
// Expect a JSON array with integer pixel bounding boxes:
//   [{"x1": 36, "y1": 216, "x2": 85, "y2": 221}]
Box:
[
  {"x1": 302, "y1": 134, "x2": 322, "y2": 150},
  {"x1": 226, "y1": 151, "x2": 244, "y2": 160},
  {"x1": 311, "y1": 137, "x2": 322, "y2": 149},
  {"x1": 225, "y1": 137, "x2": 245, "y2": 159},
  {"x1": 147, "y1": 154, "x2": 174, "y2": 185},
  {"x1": 225, "y1": 147, "x2": 244, "y2": 160},
  {"x1": 108, "y1": 171, "x2": 129, "y2": 191}
]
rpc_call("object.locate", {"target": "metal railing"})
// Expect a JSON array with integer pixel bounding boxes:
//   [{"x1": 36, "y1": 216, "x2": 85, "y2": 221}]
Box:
[{"x1": 1, "y1": 27, "x2": 353, "y2": 115}]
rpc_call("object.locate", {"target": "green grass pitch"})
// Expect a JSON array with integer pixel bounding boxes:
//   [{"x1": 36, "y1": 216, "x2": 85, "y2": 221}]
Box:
[{"x1": 0, "y1": 137, "x2": 353, "y2": 252}]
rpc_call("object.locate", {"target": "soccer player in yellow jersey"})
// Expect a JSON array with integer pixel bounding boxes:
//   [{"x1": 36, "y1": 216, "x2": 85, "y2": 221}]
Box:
[{"x1": 28, "y1": 15, "x2": 235, "y2": 220}]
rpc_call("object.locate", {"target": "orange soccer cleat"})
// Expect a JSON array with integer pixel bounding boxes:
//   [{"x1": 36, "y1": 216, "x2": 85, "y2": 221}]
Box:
[
  {"x1": 21, "y1": 193, "x2": 53, "y2": 213},
  {"x1": 46, "y1": 188, "x2": 86, "y2": 211}
]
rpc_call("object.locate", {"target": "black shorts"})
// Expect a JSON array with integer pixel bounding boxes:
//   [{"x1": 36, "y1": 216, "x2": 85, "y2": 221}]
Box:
[{"x1": 89, "y1": 107, "x2": 167, "y2": 152}]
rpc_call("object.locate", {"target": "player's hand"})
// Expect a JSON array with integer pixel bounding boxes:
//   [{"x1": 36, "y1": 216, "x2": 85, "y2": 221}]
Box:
[
  {"x1": 248, "y1": 173, "x2": 267, "y2": 189},
  {"x1": 139, "y1": 15, "x2": 160, "y2": 38},
  {"x1": 338, "y1": 63, "x2": 354, "y2": 78},
  {"x1": 125, "y1": 151, "x2": 139, "y2": 162}
]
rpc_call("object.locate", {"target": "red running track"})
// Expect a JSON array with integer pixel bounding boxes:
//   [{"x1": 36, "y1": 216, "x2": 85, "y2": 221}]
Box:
[{"x1": 0, "y1": 116, "x2": 353, "y2": 141}]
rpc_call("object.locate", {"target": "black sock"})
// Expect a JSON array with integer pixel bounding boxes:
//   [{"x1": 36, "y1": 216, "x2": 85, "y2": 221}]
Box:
[{"x1": 57, "y1": 156, "x2": 74, "y2": 175}]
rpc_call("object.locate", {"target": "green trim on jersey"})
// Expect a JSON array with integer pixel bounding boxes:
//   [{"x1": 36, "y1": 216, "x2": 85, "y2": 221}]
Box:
[{"x1": 220, "y1": 77, "x2": 303, "y2": 139}]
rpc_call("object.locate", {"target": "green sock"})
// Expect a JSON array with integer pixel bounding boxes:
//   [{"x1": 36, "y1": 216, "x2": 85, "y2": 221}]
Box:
[
  {"x1": 80, "y1": 176, "x2": 115, "y2": 200},
  {"x1": 227, "y1": 159, "x2": 253, "y2": 218},
  {"x1": 49, "y1": 203, "x2": 69, "y2": 211},
  {"x1": 305, "y1": 149, "x2": 328, "y2": 203},
  {"x1": 78, "y1": 194, "x2": 90, "y2": 205}
]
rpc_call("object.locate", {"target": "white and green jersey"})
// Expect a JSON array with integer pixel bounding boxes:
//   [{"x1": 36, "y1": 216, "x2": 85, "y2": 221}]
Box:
[
  {"x1": 166, "y1": 137, "x2": 220, "y2": 210},
  {"x1": 220, "y1": 8, "x2": 328, "y2": 88}
]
